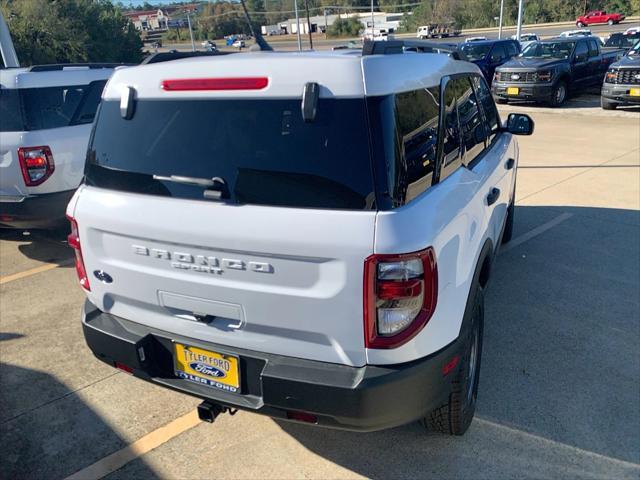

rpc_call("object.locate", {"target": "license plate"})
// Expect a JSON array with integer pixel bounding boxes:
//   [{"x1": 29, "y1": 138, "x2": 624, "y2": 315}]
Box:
[
  {"x1": 507, "y1": 87, "x2": 519, "y2": 96},
  {"x1": 630, "y1": 88, "x2": 640, "y2": 97},
  {"x1": 174, "y1": 343, "x2": 240, "y2": 393}
]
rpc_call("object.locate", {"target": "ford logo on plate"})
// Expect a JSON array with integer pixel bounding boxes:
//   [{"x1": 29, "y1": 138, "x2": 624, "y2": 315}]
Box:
[
  {"x1": 190, "y1": 362, "x2": 226, "y2": 378},
  {"x1": 93, "y1": 270, "x2": 113, "y2": 283}
]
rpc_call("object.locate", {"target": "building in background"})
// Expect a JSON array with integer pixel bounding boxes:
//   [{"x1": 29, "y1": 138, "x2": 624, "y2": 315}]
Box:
[{"x1": 261, "y1": 12, "x2": 407, "y2": 36}]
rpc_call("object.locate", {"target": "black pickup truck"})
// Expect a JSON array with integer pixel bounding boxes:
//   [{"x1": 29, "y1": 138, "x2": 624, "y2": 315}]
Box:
[{"x1": 492, "y1": 37, "x2": 624, "y2": 107}]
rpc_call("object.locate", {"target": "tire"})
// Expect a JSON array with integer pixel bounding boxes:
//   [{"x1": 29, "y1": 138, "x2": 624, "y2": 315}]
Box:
[
  {"x1": 548, "y1": 80, "x2": 568, "y2": 107},
  {"x1": 423, "y1": 287, "x2": 484, "y2": 436},
  {"x1": 501, "y1": 198, "x2": 515, "y2": 244},
  {"x1": 577, "y1": 21, "x2": 584, "y2": 28},
  {"x1": 601, "y1": 97, "x2": 617, "y2": 110},
  {"x1": 608, "y1": 19, "x2": 614, "y2": 25}
]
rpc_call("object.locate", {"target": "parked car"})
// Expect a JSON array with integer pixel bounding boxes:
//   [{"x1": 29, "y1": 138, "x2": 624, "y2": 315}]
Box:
[
  {"x1": 605, "y1": 32, "x2": 640, "y2": 50},
  {"x1": 576, "y1": 10, "x2": 625, "y2": 27},
  {"x1": 201, "y1": 40, "x2": 217, "y2": 51},
  {"x1": 560, "y1": 29, "x2": 593, "y2": 38},
  {"x1": 232, "y1": 39, "x2": 245, "y2": 49},
  {"x1": 492, "y1": 37, "x2": 624, "y2": 107},
  {"x1": 624, "y1": 26, "x2": 640, "y2": 35},
  {"x1": 601, "y1": 40, "x2": 640, "y2": 109},
  {"x1": 69, "y1": 44, "x2": 534, "y2": 435},
  {"x1": 416, "y1": 22, "x2": 461, "y2": 39},
  {"x1": 465, "y1": 36, "x2": 487, "y2": 42},
  {"x1": 458, "y1": 39, "x2": 521, "y2": 81},
  {"x1": 512, "y1": 33, "x2": 540, "y2": 51}
]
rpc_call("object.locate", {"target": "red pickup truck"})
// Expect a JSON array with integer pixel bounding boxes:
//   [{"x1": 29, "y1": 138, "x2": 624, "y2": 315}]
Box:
[{"x1": 576, "y1": 11, "x2": 625, "y2": 27}]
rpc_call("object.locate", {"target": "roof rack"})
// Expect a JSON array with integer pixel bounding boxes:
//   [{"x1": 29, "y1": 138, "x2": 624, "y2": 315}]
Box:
[
  {"x1": 28, "y1": 63, "x2": 131, "y2": 72},
  {"x1": 362, "y1": 39, "x2": 467, "y2": 61},
  {"x1": 141, "y1": 50, "x2": 231, "y2": 65}
]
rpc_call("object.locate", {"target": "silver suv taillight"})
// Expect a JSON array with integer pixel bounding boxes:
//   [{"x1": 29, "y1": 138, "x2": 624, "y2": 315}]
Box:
[
  {"x1": 364, "y1": 248, "x2": 437, "y2": 349},
  {"x1": 18, "y1": 146, "x2": 55, "y2": 186}
]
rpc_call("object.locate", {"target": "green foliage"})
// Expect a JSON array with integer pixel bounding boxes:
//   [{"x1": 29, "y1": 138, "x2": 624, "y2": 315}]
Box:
[
  {"x1": 327, "y1": 16, "x2": 362, "y2": 37},
  {"x1": 197, "y1": 2, "x2": 251, "y2": 39},
  {"x1": 0, "y1": 0, "x2": 142, "y2": 66}
]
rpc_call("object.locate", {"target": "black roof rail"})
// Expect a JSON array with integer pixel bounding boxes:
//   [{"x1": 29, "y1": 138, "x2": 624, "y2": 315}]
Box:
[
  {"x1": 362, "y1": 39, "x2": 467, "y2": 61},
  {"x1": 28, "y1": 63, "x2": 131, "y2": 72},
  {"x1": 141, "y1": 50, "x2": 231, "y2": 65}
]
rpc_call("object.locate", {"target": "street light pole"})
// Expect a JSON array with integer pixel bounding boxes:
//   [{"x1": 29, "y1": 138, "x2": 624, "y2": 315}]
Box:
[
  {"x1": 304, "y1": 0, "x2": 313, "y2": 49},
  {"x1": 370, "y1": 0, "x2": 374, "y2": 38},
  {"x1": 186, "y1": 11, "x2": 195, "y2": 52},
  {"x1": 498, "y1": 0, "x2": 505, "y2": 39},
  {"x1": 515, "y1": 0, "x2": 524, "y2": 41},
  {"x1": 294, "y1": 0, "x2": 302, "y2": 51}
]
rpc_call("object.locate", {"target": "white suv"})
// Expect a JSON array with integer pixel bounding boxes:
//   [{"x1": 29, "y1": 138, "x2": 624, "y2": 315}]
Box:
[
  {"x1": 69, "y1": 42, "x2": 533, "y2": 435},
  {"x1": 0, "y1": 64, "x2": 117, "y2": 228}
]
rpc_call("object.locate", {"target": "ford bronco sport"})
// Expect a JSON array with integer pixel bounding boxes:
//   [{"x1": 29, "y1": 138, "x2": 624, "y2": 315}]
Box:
[{"x1": 69, "y1": 41, "x2": 533, "y2": 435}]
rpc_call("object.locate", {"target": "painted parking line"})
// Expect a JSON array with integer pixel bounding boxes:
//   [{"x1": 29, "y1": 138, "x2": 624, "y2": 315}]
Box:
[
  {"x1": 500, "y1": 212, "x2": 573, "y2": 254},
  {"x1": 0, "y1": 259, "x2": 74, "y2": 285},
  {"x1": 64, "y1": 410, "x2": 201, "y2": 480}
]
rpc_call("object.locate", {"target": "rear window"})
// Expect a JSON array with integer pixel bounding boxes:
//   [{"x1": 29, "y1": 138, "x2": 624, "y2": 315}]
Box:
[
  {"x1": 0, "y1": 81, "x2": 106, "y2": 132},
  {"x1": 86, "y1": 98, "x2": 376, "y2": 210}
]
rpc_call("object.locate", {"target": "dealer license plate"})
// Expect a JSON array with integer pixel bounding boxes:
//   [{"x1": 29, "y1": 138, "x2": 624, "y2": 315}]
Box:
[
  {"x1": 507, "y1": 87, "x2": 520, "y2": 96},
  {"x1": 630, "y1": 88, "x2": 640, "y2": 97},
  {"x1": 174, "y1": 343, "x2": 240, "y2": 393}
]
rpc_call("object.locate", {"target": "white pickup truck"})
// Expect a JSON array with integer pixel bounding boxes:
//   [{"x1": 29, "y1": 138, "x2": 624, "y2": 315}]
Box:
[{"x1": 69, "y1": 41, "x2": 534, "y2": 435}]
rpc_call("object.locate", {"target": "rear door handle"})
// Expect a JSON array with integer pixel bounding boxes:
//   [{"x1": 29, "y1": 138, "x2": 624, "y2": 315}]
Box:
[
  {"x1": 505, "y1": 158, "x2": 515, "y2": 170},
  {"x1": 487, "y1": 187, "x2": 500, "y2": 206}
]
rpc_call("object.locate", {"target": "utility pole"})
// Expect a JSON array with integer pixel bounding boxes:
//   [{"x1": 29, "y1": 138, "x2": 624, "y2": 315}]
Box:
[
  {"x1": 186, "y1": 11, "x2": 195, "y2": 52},
  {"x1": 324, "y1": 9, "x2": 328, "y2": 39},
  {"x1": 294, "y1": 0, "x2": 302, "y2": 51},
  {"x1": 498, "y1": 0, "x2": 505, "y2": 39},
  {"x1": 515, "y1": 0, "x2": 524, "y2": 41},
  {"x1": 304, "y1": 0, "x2": 313, "y2": 49},
  {"x1": 370, "y1": 0, "x2": 374, "y2": 38}
]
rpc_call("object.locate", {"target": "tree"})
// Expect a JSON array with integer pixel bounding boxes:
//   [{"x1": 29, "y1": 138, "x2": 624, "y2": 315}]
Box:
[
  {"x1": 0, "y1": 0, "x2": 142, "y2": 66},
  {"x1": 327, "y1": 16, "x2": 362, "y2": 37}
]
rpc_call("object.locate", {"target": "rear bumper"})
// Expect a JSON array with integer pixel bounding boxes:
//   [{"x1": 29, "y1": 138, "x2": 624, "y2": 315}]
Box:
[
  {"x1": 601, "y1": 84, "x2": 640, "y2": 105},
  {"x1": 492, "y1": 81, "x2": 554, "y2": 103},
  {"x1": 0, "y1": 189, "x2": 75, "y2": 229},
  {"x1": 82, "y1": 300, "x2": 461, "y2": 432}
]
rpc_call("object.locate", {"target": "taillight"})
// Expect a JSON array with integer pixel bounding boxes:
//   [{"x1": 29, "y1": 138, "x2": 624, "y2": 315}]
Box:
[
  {"x1": 18, "y1": 146, "x2": 54, "y2": 186},
  {"x1": 67, "y1": 215, "x2": 90, "y2": 291},
  {"x1": 364, "y1": 248, "x2": 437, "y2": 349}
]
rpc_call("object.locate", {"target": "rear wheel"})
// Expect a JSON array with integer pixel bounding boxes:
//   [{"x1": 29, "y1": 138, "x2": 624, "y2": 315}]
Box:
[
  {"x1": 423, "y1": 287, "x2": 484, "y2": 436},
  {"x1": 577, "y1": 21, "x2": 584, "y2": 28},
  {"x1": 548, "y1": 80, "x2": 567, "y2": 107},
  {"x1": 608, "y1": 19, "x2": 614, "y2": 25},
  {"x1": 601, "y1": 97, "x2": 617, "y2": 110}
]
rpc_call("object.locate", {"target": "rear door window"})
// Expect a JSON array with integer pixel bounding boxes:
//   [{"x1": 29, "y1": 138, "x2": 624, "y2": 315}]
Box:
[
  {"x1": 588, "y1": 39, "x2": 599, "y2": 57},
  {"x1": 490, "y1": 45, "x2": 507, "y2": 62},
  {"x1": 86, "y1": 98, "x2": 376, "y2": 210},
  {"x1": 456, "y1": 77, "x2": 486, "y2": 167},
  {"x1": 473, "y1": 76, "x2": 500, "y2": 143},
  {"x1": 20, "y1": 80, "x2": 106, "y2": 131}
]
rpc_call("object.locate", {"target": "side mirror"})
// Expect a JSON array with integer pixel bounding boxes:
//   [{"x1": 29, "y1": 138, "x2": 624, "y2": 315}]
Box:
[{"x1": 505, "y1": 113, "x2": 534, "y2": 135}]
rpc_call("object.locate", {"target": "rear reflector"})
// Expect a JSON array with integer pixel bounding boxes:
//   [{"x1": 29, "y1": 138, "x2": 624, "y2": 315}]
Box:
[
  {"x1": 115, "y1": 362, "x2": 134, "y2": 374},
  {"x1": 161, "y1": 77, "x2": 269, "y2": 91},
  {"x1": 18, "y1": 146, "x2": 54, "y2": 186},
  {"x1": 286, "y1": 410, "x2": 318, "y2": 424}
]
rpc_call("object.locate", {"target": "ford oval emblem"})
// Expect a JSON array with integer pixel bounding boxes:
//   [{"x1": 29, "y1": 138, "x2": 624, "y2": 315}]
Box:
[
  {"x1": 511, "y1": 74, "x2": 520, "y2": 80},
  {"x1": 635, "y1": 74, "x2": 640, "y2": 80},
  {"x1": 93, "y1": 270, "x2": 113, "y2": 284},
  {"x1": 190, "y1": 362, "x2": 226, "y2": 378}
]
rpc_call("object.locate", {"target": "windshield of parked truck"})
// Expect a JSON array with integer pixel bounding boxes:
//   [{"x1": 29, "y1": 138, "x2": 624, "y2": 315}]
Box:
[
  {"x1": 628, "y1": 40, "x2": 640, "y2": 55},
  {"x1": 521, "y1": 41, "x2": 575, "y2": 59},
  {"x1": 459, "y1": 44, "x2": 491, "y2": 61}
]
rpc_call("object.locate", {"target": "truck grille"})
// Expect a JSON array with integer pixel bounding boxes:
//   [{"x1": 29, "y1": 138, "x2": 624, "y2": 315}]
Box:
[
  {"x1": 608, "y1": 69, "x2": 640, "y2": 85},
  {"x1": 497, "y1": 71, "x2": 538, "y2": 83}
]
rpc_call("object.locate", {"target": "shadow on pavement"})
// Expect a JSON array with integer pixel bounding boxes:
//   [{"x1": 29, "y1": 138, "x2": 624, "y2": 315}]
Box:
[
  {"x1": 0, "y1": 334, "x2": 158, "y2": 479},
  {"x1": 277, "y1": 205, "x2": 640, "y2": 479},
  {"x1": 0, "y1": 227, "x2": 74, "y2": 267}
]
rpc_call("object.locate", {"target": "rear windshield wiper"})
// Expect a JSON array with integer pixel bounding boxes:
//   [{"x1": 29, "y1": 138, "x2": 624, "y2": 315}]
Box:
[{"x1": 153, "y1": 175, "x2": 228, "y2": 200}]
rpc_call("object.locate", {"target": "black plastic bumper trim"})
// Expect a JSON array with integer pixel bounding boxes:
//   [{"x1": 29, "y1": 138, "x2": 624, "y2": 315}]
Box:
[
  {"x1": 82, "y1": 300, "x2": 460, "y2": 431},
  {"x1": 0, "y1": 189, "x2": 75, "y2": 228}
]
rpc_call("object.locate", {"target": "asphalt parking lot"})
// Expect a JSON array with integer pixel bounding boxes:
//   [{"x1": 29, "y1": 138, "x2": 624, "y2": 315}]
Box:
[{"x1": 1, "y1": 100, "x2": 639, "y2": 479}]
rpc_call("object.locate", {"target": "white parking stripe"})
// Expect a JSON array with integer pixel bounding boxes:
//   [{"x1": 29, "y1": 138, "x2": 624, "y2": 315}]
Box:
[
  {"x1": 64, "y1": 411, "x2": 201, "y2": 480},
  {"x1": 500, "y1": 212, "x2": 573, "y2": 254}
]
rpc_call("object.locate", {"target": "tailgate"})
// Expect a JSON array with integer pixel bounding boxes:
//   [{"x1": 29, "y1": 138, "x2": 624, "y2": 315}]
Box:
[{"x1": 73, "y1": 187, "x2": 375, "y2": 367}]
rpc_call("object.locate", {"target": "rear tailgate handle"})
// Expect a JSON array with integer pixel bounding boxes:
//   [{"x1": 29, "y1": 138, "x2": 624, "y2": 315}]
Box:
[
  {"x1": 505, "y1": 158, "x2": 515, "y2": 170},
  {"x1": 486, "y1": 188, "x2": 500, "y2": 206}
]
